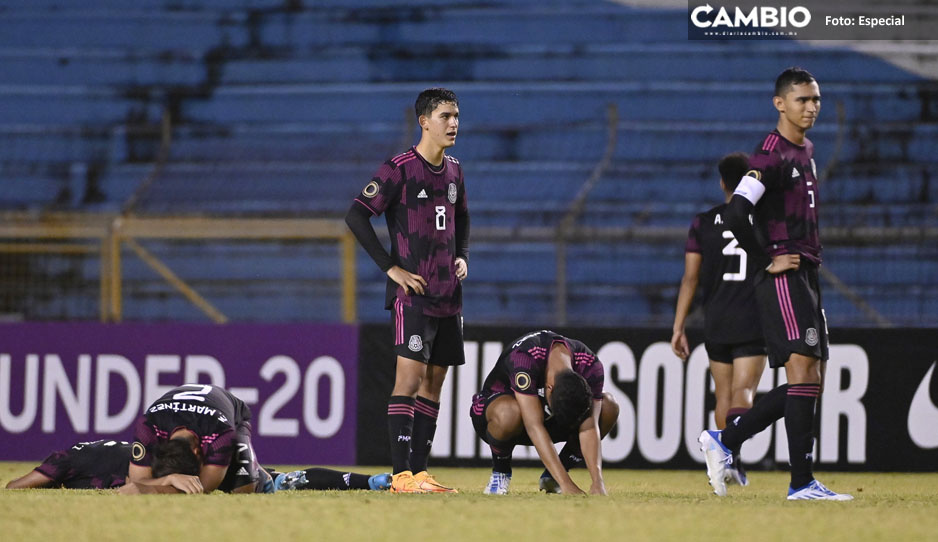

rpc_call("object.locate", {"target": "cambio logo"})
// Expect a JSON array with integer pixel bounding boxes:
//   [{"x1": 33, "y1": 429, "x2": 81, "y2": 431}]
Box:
[{"x1": 691, "y1": 4, "x2": 811, "y2": 28}]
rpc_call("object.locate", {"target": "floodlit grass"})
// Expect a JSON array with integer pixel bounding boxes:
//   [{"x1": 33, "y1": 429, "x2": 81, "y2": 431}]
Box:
[{"x1": 2, "y1": 463, "x2": 937, "y2": 542}]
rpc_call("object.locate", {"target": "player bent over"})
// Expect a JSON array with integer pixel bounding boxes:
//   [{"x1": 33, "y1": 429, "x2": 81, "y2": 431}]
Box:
[
  {"x1": 126, "y1": 383, "x2": 268, "y2": 494},
  {"x1": 671, "y1": 152, "x2": 767, "y2": 487},
  {"x1": 5, "y1": 439, "x2": 390, "y2": 492},
  {"x1": 470, "y1": 330, "x2": 618, "y2": 495},
  {"x1": 698, "y1": 67, "x2": 852, "y2": 501},
  {"x1": 345, "y1": 88, "x2": 469, "y2": 493}
]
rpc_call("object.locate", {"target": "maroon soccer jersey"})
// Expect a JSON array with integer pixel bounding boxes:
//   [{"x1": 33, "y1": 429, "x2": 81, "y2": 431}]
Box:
[
  {"x1": 35, "y1": 440, "x2": 130, "y2": 489},
  {"x1": 747, "y1": 130, "x2": 822, "y2": 263},
  {"x1": 354, "y1": 147, "x2": 469, "y2": 317},
  {"x1": 685, "y1": 204, "x2": 762, "y2": 344},
  {"x1": 481, "y1": 330, "x2": 605, "y2": 402},
  {"x1": 131, "y1": 385, "x2": 248, "y2": 468}
]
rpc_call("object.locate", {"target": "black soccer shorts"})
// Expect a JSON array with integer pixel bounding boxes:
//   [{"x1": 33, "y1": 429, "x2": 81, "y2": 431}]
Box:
[
  {"x1": 470, "y1": 391, "x2": 573, "y2": 447},
  {"x1": 391, "y1": 297, "x2": 465, "y2": 366},
  {"x1": 216, "y1": 422, "x2": 269, "y2": 493},
  {"x1": 705, "y1": 339, "x2": 767, "y2": 364},
  {"x1": 754, "y1": 262, "x2": 829, "y2": 368}
]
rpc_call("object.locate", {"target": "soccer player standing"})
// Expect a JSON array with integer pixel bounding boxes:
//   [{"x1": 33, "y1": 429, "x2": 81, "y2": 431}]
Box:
[
  {"x1": 345, "y1": 88, "x2": 469, "y2": 493},
  {"x1": 672, "y1": 152, "x2": 767, "y2": 486},
  {"x1": 697, "y1": 67, "x2": 852, "y2": 500}
]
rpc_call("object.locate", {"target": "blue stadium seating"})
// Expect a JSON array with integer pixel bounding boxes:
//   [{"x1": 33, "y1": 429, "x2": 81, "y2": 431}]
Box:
[{"x1": 1, "y1": 0, "x2": 935, "y2": 325}]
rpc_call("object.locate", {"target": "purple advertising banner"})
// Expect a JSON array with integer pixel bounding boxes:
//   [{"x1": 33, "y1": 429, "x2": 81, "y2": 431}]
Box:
[{"x1": 0, "y1": 322, "x2": 357, "y2": 465}]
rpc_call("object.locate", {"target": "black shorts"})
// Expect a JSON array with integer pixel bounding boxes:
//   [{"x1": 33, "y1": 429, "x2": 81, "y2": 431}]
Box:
[
  {"x1": 470, "y1": 391, "x2": 573, "y2": 447},
  {"x1": 754, "y1": 263, "x2": 829, "y2": 368},
  {"x1": 216, "y1": 422, "x2": 270, "y2": 493},
  {"x1": 391, "y1": 298, "x2": 465, "y2": 366},
  {"x1": 705, "y1": 339, "x2": 767, "y2": 364}
]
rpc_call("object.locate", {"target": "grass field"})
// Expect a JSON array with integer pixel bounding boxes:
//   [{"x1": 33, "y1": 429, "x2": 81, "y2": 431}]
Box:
[{"x1": 2, "y1": 463, "x2": 937, "y2": 542}]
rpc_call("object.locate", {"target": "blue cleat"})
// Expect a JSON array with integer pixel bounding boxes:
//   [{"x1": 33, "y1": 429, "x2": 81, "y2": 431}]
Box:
[
  {"x1": 368, "y1": 473, "x2": 392, "y2": 491},
  {"x1": 273, "y1": 470, "x2": 308, "y2": 492},
  {"x1": 483, "y1": 472, "x2": 511, "y2": 495},
  {"x1": 698, "y1": 430, "x2": 732, "y2": 497},
  {"x1": 724, "y1": 453, "x2": 749, "y2": 487},
  {"x1": 787, "y1": 480, "x2": 853, "y2": 501}
]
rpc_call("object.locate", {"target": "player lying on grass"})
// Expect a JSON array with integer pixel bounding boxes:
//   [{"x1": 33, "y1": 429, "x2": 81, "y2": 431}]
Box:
[
  {"x1": 4, "y1": 439, "x2": 391, "y2": 493},
  {"x1": 470, "y1": 330, "x2": 619, "y2": 495}
]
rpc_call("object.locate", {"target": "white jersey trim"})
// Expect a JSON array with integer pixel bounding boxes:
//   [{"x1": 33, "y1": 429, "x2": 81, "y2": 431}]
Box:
[{"x1": 734, "y1": 176, "x2": 766, "y2": 206}]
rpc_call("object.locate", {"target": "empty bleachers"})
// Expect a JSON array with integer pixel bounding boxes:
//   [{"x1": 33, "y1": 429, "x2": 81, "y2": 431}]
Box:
[{"x1": 1, "y1": 0, "x2": 935, "y2": 326}]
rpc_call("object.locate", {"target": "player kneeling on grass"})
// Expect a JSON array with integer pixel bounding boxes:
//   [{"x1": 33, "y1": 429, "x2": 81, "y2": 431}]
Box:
[
  {"x1": 4, "y1": 438, "x2": 391, "y2": 493},
  {"x1": 470, "y1": 330, "x2": 618, "y2": 495}
]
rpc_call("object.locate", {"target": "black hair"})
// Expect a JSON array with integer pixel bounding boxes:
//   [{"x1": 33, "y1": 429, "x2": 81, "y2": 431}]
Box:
[
  {"x1": 718, "y1": 152, "x2": 750, "y2": 192},
  {"x1": 774, "y1": 66, "x2": 816, "y2": 98},
  {"x1": 150, "y1": 438, "x2": 202, "y2": 479},
  {"x1": 415, "y1": 87, "x2": 458, "y2": 119},
  {"x1": 549, "y1": 369, "x2": 593, "y2": 432}
]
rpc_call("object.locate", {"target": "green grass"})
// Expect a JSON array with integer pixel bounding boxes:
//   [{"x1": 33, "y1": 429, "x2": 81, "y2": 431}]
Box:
[{"x1": 2, "y1": 463, "x2": 937, "y2": 542}]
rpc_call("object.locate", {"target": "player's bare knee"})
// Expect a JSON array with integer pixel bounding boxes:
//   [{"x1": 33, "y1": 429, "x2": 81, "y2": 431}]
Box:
[
  {"x1": 599, "y1": 392, "x2": 619, "y2": 435},
  {"x1": 486, "y1": 400, "x2": 522, "y2": 440}
]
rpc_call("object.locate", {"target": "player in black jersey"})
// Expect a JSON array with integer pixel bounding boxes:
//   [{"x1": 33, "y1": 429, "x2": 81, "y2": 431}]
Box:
[
  {"x1": 470, "y1": 330, "x2": 618, "y2": 495},
  {"x1": 127, "y1": 384, "x2": 267, "y2": 494},
  {"x1": 697, "y1": 68, "x2": 852, "y2": 501},
  {"x1": 4, "y1": 439, "x2": 391, "y2": 492},
  {"x1": 671, "y1": 152, "x2": 767, "y2": 486},
  {"x1": 345, "y1": 88, "x2": 469, "y2": 494}
]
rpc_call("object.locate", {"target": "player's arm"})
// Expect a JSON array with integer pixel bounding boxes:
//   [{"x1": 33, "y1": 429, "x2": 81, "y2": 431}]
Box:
[
  {"x1": 515, "y1": 393, "x2": 584, "y2": 495},
  {"x1": 197, "y1": 464, "x2": 228, "y2": 493},
  {"x1": 577, "y1": 398, "x2": 606, "y2": 495},
  {"x1": 5, "y1": 469, "x2": 55, "y2": 489},
  {"x1": 344, "y1": 201, "x2": 426, "y2": 295},
  {"x1": 671, "y1": 251, "x2": 701, "y2": 361},
  {"x1": 454, "y1": 176, "x2": 470, "y2": 281},
  {"x1": 725, "y1": 173, "x2": 772, "y2": 270},
  {"x1": 124, "y1": 463, "x2": 204, "y2": 495}
]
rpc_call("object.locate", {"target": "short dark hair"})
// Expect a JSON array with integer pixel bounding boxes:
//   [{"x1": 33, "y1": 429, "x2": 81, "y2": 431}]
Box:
[
  {"x1": 415, "y1": 87, "x2": 458, "y2": 119},
  {"x1": 549, "y1": 370, "x2": 593, "y2": 432},
  {"x1": 718, "y1": 152, "x2": 750, "y2": 192},
  {"x1": 151, "y1": 438, "x2": 201, "y2": 479},
  {"x1": 775, "y1": 66, "x2": 816, "y2": 98}
]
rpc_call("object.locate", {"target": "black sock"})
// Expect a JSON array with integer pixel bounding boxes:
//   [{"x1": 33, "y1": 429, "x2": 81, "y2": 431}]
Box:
[
  {"x1": 387, "y1": 395, "x2": 415, "y2": 474},
  {"x1": 409, "y1": 396, "x2": 440, "y2": 474},
  {"x1": 558, "y1": 438, "x2": 584, "y2": 471},
  {"x1": 299, "y1": 468, "x2": 371, "y2": 490},
  {"x1": 785, "y1": 383, "x2": 820, "y2": 489},
  {"x1": 485, "y1": 430, "x2": 514, "y2": 475},
  {"x1": 722, "y1": 384, "x2": 788, "y2": 453}
]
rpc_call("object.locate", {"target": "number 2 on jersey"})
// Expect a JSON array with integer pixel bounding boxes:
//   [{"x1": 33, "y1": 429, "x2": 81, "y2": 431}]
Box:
[
  {"x1": 173, "y1": 384, "x2": 213, "y2": 402},
  {"x1": 721, "y1": 230, "x2": 747, "y2": 282}
]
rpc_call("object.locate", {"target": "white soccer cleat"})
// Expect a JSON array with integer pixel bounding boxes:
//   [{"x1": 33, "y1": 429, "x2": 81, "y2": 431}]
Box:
[
  {"x1": 483, "y1": 471, "x2": 511, "y2": 495},
  {"x1": 698, "y1": 430, "x2": 732, "y2": 497},
  {"x1": 787, "y1": 480, "x2": 854, "y2": 501}
]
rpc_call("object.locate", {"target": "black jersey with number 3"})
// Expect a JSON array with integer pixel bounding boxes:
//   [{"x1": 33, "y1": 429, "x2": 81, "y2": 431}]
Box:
[{"x1": 685, "y1": 204, "x2": 762, "y2": 344}]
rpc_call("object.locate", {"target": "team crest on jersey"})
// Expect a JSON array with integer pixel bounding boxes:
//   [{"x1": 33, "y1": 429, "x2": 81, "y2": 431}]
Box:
[
  {"x1": 408, "y1": 334, "x2": 423, "y2": 352},
  {"x1": 362, "y1": 181, "x2": 379, "y2": 198},
  {"x1": 745, "y1": 169, "x2": 762, "y2": 181},
  {"x1": 514, "y1": 372, "x2": 532, "y2": 391},
  {"x1": 447, "y1": 183, "x2": 457, "y2": 204},
  {"x1": 805, "y1": 328, "x2": 819, "y2": 346},
  {"x1": 131, "y1": 442, "x2": 146, "y2": 461}
]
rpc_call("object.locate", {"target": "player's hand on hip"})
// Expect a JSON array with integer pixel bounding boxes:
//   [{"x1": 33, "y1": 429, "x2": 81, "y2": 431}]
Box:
[
  {"x1": 387, "y1": 265, "x2": 427, "y2": 295},
  {"x1": 166, "y1": 474, "x2": 204, "y2": 494},
  {"x1": 766, "y1": 253, "x2": 800, "y2": 274},
  {"x1": 455, "y1": 257, "x2": 468, "y2": 281},
  {"x1": 670, "y1": 330, "x2": 689, "y2": 361}
]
